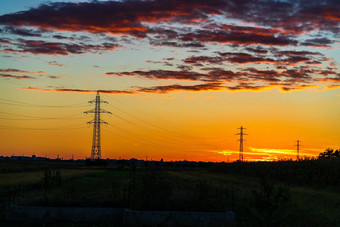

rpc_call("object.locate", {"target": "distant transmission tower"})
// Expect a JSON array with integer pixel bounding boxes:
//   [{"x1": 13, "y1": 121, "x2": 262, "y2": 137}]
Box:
[
  {"x1": 296, "y1": 140, "x2": 301, "y2": 160},
  {"x1": 85, "y1": 91, "x2": 111, "y2": 159},
  {"x1": 236, "y1": 126, "x2": 247, "y2": 161}
]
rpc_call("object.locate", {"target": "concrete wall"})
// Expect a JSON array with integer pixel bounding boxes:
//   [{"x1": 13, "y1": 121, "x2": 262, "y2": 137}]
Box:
[
  {"x1": 6, "y1": 205, "x2": 123, "y2": 223},
  {"x1": 6, "y1": 205, "x2": 235, "y2": 226},
  {"x1": 124, "y1": 209, "x2": 235, "y2": 226}
]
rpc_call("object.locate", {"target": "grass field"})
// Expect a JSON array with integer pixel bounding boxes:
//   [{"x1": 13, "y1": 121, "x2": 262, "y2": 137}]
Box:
[
  {"x1": 168, "y1": 169, "x2": 340, "y2": 226},
  {"x1": 0, "y1": 160, "x2": 339, "y2": 226},
  {"x1": 0, "y1": 169, "x2": 102, "y2": 186}
]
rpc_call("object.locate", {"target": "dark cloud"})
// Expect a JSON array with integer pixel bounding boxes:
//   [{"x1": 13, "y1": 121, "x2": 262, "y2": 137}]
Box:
[
  {"x1": 180, "y1": 30, "x2": 297, "y2": 46},
  {"x1": 163, "y1": 58, "x2": 175, "y2": 61},
  {"x1": 22, "y1": 87, "x2": 135, "y2": 94},
  {"x1": 300, "y1": 38, "x2": 334, "y2": 47},
  {"x1": 225, "y1": 1, "x2": 340, "y2": 35},
  {"x1": 106, "y1": 70, "x2": 211, "y2": 81},
  {"x1": 0, "y1": 0, "x2": 338, "y2": 41},
  {"x1": 0, "y1": 68, "x2": 45, "y2": 74},
  {"x1": 282, "y1": 56, "x2": 313, "y2": 65},
  {"x1": 0, "y1": 0, "x2": 338, "y2": 93},
  {"x1": 184, "y1": 56, "x2": 224, "y2": 65},
  {"x1": 145, "y1": 60, "x2": 173, "y2": 67},
  {"x1": 275, "y1": 50, "x2": 321, "y2": 56},
  {"x1": 0, "y1": 73, "x2": 36, "y2": 79},
  {"x1": 218, "y1": 52, "x2": 277, "y2": 64},
  {"x1": 240, "y1": 68, "x2": 284, "y2": 82},
  {"x1": 52, "y1": 34, "x2": 69, "y2": 40},
  {"x1": 0, "y1": 1, "x2": 153, "y2": 38},
  {"x1": 135, "y1": 82, "x2": 224, "y2": 94},
  {"x1": 105, "y1": 68, "x2": 259, "y2": 83},
  {"x1": 4, "y1": 39, "x2": 121, "y2": 55},
  {"x1": 280, "y1": 84, "x2": 316, "y2": 91},
  {"x1": 245, "y1": 46, "x2": 269, "y2": 55},
  {"x1": 149, "y1": 39, "x2": 205, "y2": 48},
  {"x1": 135, "y1": 82, "x2": 273, "y2": 94},
  {"x1": 226, "y1": 84, "x2": 268, "y2": 91},
  {"x1": 183, "y1": 50, "x2": 321, "y2": 66},
  {"x1": 274, "y1": 50, "x2": 325, "y2": 65},
  {"x1": 3, "y1": 26, "x2": 42, "y2": 37},
  {"x1": 107, "y1": 69, "x2": 244, "y2": 82},
  {"x1": 21, "y1": 83, "x2": 224, "y2": 94},
  {"x1": 20, "y1": 66, "x2": 340, "y2": 94},
  {"x1": 106, "y1": 65, "x2": 340, "y2": 91},
  {"x1": 48, "y1": 61, "x2": 64, "y2": 67},
  {"x1": 147, "y1": 25, "x2": 299, "y2": 48},
  {"x1": 177, "y1": 65, "x2": 193, "y2": 71},
  {"x1": 145, "y1": 60, "x2": 162, "y2": 64},
  {"x1": 0, "y1": 38, "x2": 11, "y2": 44},
  {"x1": 0, "y1": 68, "x2": 61, "y2": 80},
  {"x1": 47, "y1": 75, "x2": 60, "y2": 79}
]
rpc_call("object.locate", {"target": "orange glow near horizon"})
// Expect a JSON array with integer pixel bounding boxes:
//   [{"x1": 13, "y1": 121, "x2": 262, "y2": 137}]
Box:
[{"x1": 1, "y1": 88, "x2": 339, "y2": 162}]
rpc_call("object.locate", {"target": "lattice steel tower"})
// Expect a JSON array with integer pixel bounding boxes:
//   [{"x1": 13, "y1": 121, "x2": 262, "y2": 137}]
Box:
[
  {"x1": 296, "y1": 140, "x2": 301, "y2": 160},
  {"x1": 85, "y1": 91, "x2": 111, "y2": 159},
  {"x1": 236, "y1": 126, "x2": 247, "y2": 161}
]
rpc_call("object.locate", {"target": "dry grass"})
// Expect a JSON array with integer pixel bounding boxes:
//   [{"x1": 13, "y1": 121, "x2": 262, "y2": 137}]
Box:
[{"x1": 0, "y1": 169, "x2": 102, "y2": 186}]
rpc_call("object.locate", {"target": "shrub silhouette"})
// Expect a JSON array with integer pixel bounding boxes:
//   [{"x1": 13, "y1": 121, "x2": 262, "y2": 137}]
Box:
[
  {"x1": 132, "y1": 168, "x2": 172, "y2": 210},
  {"x1": 318, "y1": 148, "x2": 340, "y2": 159},
  {"x1": 251, "y1": 180, "x2": 290, "y2": 226}
]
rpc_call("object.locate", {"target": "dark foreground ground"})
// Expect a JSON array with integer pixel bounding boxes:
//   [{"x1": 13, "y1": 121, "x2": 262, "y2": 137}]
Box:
[{"x1": 0, "y1": 159, "x2": 339, "y2": 226}]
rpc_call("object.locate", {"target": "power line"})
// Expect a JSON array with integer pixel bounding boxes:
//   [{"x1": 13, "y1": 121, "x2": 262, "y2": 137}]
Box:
[
  {"x1": 0, "y1": 111, "x2": 77, "y2": 117},
  {"x1": 108, "y1": 112, "x2": 194, "y2": 145},
  {"x1": 107, "y1": 96, "x2": 197, "y2": 128},
  {"x1": 0, "y1": 101, "x2": 88, "y2": 108},
  {"x1": 0, "y1": 123, "x2": 87, "y2": 130},
  {"x1": 106, "y1": 98, "x2": 245, "y2": 148},
  {"x1": 105, "y1": 96, "x2": 235, "y2": 143},
  {"x1": 107, "y1": 117, "x2": 219, "y2": 148},
  {"x1": 0, "y1": 117, "x2": 86, "y2": 120},
  {"x1": 0, "y1": 111, "x2": 87, "y2": 120},
  {"x1": 0, "y1": 98, "x2": 88, "y2": 108},
  {"x1": 106, "y1": 124, "x2": 181, "y2": 147},
  {"x1": 103, "y1": 127, "x2": 206, "y2": 153},
  {"x1": 107, "y1": 102, "x2": 226, "y2": 142},
  {"x1": 107, "y1": 103, "x2": 202, "y2": 139},
  {"x1": 103, "y1": 127, "x2": 175, "y2": 149},
  {"x1": 0, "y1": 116, "x2": 86, "y2": 120}
]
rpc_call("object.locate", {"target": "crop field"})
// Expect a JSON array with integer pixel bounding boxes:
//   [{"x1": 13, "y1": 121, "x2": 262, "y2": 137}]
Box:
[{"x1": 0, "y1": 159, "x2": 339, "y2": 226}]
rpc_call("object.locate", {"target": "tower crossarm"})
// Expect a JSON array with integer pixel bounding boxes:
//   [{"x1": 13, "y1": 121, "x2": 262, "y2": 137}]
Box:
[
  {"x1": 84, "y1": 109, "x2": 112, "y2": 114},
  {"x1": 88, "y1": 100, "x2": 108, "y2": 104},
  {"x1": 87, "y1": 119, "x2": 108, "y2": 124}
]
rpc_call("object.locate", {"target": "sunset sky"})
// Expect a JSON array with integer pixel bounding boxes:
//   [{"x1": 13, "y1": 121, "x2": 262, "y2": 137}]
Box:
[{"x1": 0, "y1": 0, "x2": 339, "y2": 161}]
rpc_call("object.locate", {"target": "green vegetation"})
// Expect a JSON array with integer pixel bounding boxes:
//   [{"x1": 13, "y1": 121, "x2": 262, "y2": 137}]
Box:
[
  {"x1": 211, "y1": 158, "x2": 340, "y2": 187},
  {"x1": 0, "y1": 155, "x2": 339, "y2": 226},
  {"x1": 0, "y1": 169, "x2": 100, "y2": 186}
]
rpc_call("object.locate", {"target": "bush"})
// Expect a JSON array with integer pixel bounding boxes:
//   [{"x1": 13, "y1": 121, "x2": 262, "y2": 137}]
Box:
[{"x1": 251, "y1": 180, "x2": 290, "y2": 226}]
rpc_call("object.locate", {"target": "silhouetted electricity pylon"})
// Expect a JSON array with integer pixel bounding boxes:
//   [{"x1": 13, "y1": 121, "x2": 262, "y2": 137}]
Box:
[
  {"x1": 296, "y1": 140, "x2": 301, "y2": 160},
  {"x1": 85, "y1": 91, "x2": 111, "y2": 159},
  {"x1": 236, "y1": 126, "x2": 247, "y2": 161}
]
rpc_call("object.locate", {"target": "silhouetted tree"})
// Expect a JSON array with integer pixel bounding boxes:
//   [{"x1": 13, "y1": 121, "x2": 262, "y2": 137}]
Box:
[{"x1": 318, "y1": 148, "x2": 340, "y2": 159}]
